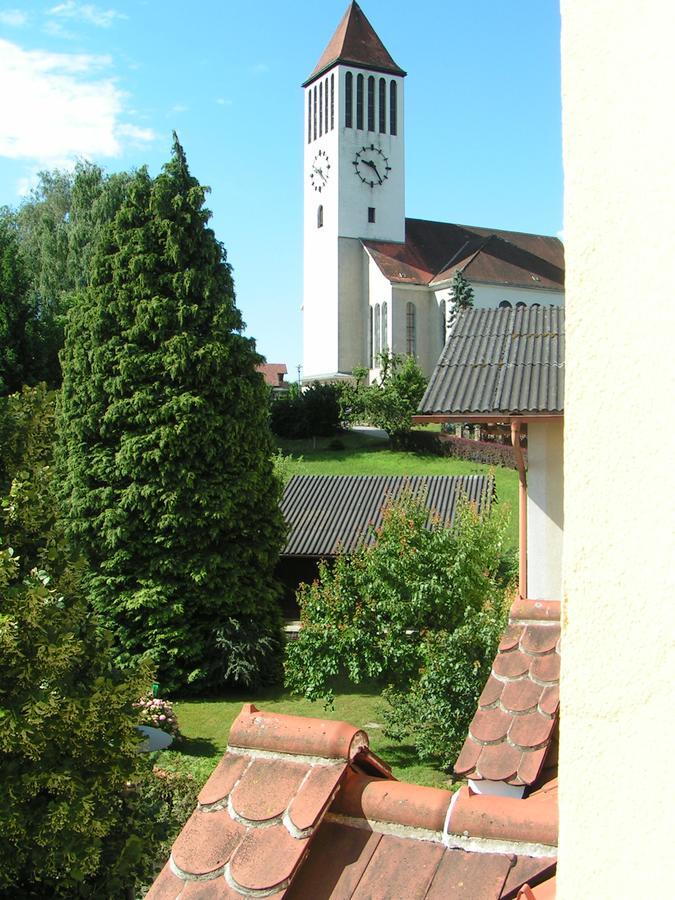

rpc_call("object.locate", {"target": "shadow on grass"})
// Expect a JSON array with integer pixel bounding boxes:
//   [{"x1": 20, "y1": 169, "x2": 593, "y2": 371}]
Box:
[{"x1": 172, "y1": 735, "x2": 220, "y2": 758}]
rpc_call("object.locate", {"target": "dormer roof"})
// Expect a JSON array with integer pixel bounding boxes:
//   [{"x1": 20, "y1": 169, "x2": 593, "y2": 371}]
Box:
[{"x1": 304, "y1": 1, "x2": 406, "y2": 87}]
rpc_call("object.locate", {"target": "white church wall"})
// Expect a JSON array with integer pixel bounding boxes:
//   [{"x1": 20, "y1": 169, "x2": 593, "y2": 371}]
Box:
[
  {"x1": 390, "y1": 285, "x2": 436, "y2": 375},
  {"x1": 337, "y1": 237, "x2": 367, "y2": 374},
  {"x1": 433, "y1": 282, "x2": 563, "y2": 311},
  {"x1": 366, "y1": 253, "x2": 394, "y2": 374},
  {"x1": 527, "y1": 420, "x2": 564, "y2": 599}
]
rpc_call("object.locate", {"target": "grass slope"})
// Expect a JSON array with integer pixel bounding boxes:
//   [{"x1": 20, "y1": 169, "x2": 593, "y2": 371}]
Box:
[
  {"x1": 157, "y1": 686, "x2": 453, "y2": 790},
  {"x1": 278, "y1": 430, "x2": 518, "y2": 548}
]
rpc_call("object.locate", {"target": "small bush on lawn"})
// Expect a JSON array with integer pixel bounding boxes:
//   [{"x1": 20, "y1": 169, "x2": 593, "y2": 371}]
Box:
[
  {"x1": 270, "y1": 382, "x2": 343, "y2": 438},
  {"x1": 285, "y1": 489, "x2": 511, "y2": 764},
  {"x1": 135, "y1": 694, "x2": 181, "y2": 740}
]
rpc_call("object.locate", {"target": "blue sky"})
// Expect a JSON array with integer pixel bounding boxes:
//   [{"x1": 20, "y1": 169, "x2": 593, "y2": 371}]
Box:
[{"x1": 0, "y1": 1, "x2": 562, "y2": 373}]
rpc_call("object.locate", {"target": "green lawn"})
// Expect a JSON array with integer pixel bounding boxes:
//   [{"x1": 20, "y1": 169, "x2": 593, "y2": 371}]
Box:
[
  {"x1": 156, "y1": 686, "x2": 455, "y2": 790},
  {"x1": 277, "y1": 429, "x2": 518, "y2": 548}
]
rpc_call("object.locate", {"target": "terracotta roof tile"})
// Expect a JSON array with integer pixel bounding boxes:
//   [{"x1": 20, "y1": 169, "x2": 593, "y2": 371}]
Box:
[
  {"x1": 509, "y1": 598, "x2": 561, "y2": 622},
  {"x1": 426, "y1": 849, "x2": 513, "y2": 899},
  {"x1": 304, "y1": 1, "x2": 406, "y2": 86},
  {"x1": 229, "y1": 823, "x2": 308, "y2": 893},
  {"x1": 538, "y1": 686, "x2": 560, "y2": 718},
  {"x1": 350, "y1": 833, "x2": 445, "y2": 899},
  {"x1": 479, "y1": 675, "x2": 505, "y2": 707},
  {"x1": 449, "y1": 786, "x2": 557, "y2": 848},
  {"x1": 198, "y1": 753, "x2": 249, "y2": 807},
  {"x1": 455, "y1": 736, "x2": 482, "y2": 776},
  {"x1": 287, "y1": 762, "x2": 345, "y2": 833},
  {"x1": 476, "y1": 742, "x2": 521, "y2": 782},
  {"x1": 456, "y1": 600, "x2": 561, "y2": 787},
  {"x1": 502, "y1": 857, "x2": 557, "y2": 898},
  {"x1": 493, "y1": 649, "x2": 532, "y2": 680},
  {"x1": 520, "y1": 625, "x2": 560, "y2": 656},
  {"x1": 470, "y1": 707, "x2": 512, "y2": 744},
  {"x1": 500, "y1": 679, "x2": 544, "y2": 715},
  {"x1": 229, "y1": 757, "x2": 309, "y2": 823},
  {"x1": 284, "y1": 820, "x2": 382, "y2": 899},
  {"x1": 229, "y1": 703, "x2": 367, "y2": 759},
  {"x1": 171, "y1": 808, "x2": 245, "y2": 877},
  {"x1": 508, "y1": 713, "x2": 555, "y2": 751},
  {"x1": 498, "y1": 624, "x2": 525, "y2": 652},
  {"x1": 331, "y1": 768, "x2": 453, "y2": 832},
  {"x1": 150, "y1": 704, "x2": 558, "y2": 900},
  {"x1": 145, "y1": 861, "x2": 184, "y2": 899}
]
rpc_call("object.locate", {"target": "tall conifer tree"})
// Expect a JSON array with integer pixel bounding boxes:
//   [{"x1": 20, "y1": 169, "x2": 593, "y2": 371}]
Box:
[{"x1": 58, "y1": 137, "x2": 285, "y2": 690}]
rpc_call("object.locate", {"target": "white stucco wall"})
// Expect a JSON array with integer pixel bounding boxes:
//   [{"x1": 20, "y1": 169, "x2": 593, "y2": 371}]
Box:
[
  {"x1": 559, "y1": 1, "x2": 675, "y2": 895},
  {"x1": 527, "y1": 421, "x2": 564, "y2": 599}
]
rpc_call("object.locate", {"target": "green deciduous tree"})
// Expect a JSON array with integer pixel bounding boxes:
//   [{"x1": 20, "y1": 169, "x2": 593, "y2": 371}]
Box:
[
  {"x1": 284, "y1": 489, "x2": 509, "y2": 765},
  {"x1": 0, "y1": 385, "x2": 153, "y2": 897},
  {"x1": 344, "y1": 352, "x2": 427, "y2": 441},
  {"x1": 13, "y1": 162, "x2": 133, "y2": 386},
  {"x1": 58, "y1": 137, "x2": 285, "y2": 691},
  {"x1": 0, "y1": 215, "x2": 35, "y2": 394}
]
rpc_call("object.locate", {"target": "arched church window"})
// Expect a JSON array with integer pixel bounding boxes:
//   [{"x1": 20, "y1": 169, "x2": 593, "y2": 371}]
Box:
[
  {"x1": 381, "y1": 302, "x2": 388, "y2": 351},
  {"x1": 345, "y1": 72, "x2": 353, "y2": 127},
  {"x1": 369, "y1": 306, "x2": 374, "y2": 367},
  {"x1": 379, "y1": 78, "x2": 386, "y2": 133},
  {"x1": 367, "y1": 76, "x2": 375, "y2": 131},
  {"x1": 324, "y1": 77, "x2": 329, "y2": 133},
  {"x1": 317, "y1": 205, "x2": 323, "y2": 228},
  {"x1": 406, "y1": 302, "x2": 416, "y2": 356},
  {"x1": 308, "y1": 91, "x2": 312, "y2": 143},
  {"x1": 374, "y1": 303, "x2": 381, "y2": 362},
  {"x1": 319, "y1": 81, "x2": 323, "y2": 137},
  {"x1": 439, "y1": 299, "x2": 446, "y2": 344},
  {"x1": 390, "y1": 80, "x2": 397, "y2": 135},
  {"x1": 330, "y1": 73, "x2": 334, "y2": 129},
  {"x1": 531, "y1": 302, "x2": 541, "y2": 308},
  {"x1": 516, "y1": 301, "x2": 526, "y2": 308},
  {"x1": 499, "y1": 300, "x2": 512, "y2": 309},
  {"x1": 313, "y1": 85, "x2": 317, "y2": 140},
  {"x1": 356, "y1": 74, "x2": 364, "y2": 129}
]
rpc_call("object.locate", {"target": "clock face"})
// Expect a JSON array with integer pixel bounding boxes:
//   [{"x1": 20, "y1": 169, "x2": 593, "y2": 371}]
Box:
[
  {"x1": 353, "y1": 145, "x2": 392, "y2": 187},
  {"x1": 310, "y1": 149, "x2": 330, "y2": 192}
]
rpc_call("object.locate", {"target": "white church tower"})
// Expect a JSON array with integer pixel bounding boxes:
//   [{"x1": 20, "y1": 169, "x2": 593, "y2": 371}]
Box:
[{"x1": 302, "y1": 2, "x2": 406, "y2": 381}]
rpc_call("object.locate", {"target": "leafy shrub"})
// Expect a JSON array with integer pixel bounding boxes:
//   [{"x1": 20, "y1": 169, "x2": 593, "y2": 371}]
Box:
[
  {"x1": 383, "y1": 605, "x2": 507, "y2": 768},
  {"x1": 270, "y1": 449, "x2": 300, "y2": 486},
  {"x1": 270, "y1": 382, "x2": 343, "y2": 438},
  {"x1": 135, "y1": 694, "x2": 181, "y2": 739},
  {"x1": 399, "y1": 430, "x2": 521, "y2": 469},
  {"x1": 343, "y1": 353, "x2": 427, "y2": 441},
  {"x1": 285, "y1": 489, "x2": 510, "y2": 764}
]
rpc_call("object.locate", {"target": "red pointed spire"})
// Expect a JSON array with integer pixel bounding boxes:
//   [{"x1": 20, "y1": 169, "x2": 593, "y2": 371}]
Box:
[{"x1": 304, "y1": 2, "x2": 406, "y2": 86}]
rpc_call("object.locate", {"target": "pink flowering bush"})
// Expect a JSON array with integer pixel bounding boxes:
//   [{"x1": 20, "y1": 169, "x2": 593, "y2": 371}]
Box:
[{"x1": 134, "y1": 694, "x2": 181, "y2": 739}]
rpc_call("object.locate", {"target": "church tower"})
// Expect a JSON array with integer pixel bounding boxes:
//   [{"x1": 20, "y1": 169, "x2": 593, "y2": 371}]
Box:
[{"x1": 302, "y1": 2, "x2": 406, "y2": 381}]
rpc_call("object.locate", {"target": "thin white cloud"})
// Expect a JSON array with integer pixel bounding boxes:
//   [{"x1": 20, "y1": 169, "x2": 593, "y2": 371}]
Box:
[
  {"x1": 0, "y1": 9, "x2": 28, "y2": 26},
  {"x1": 170, "y1": 103, "x2": 188, "y2": 114},
  {"x1": 0, "y1": 38, "x2": 154, "y2": 166},
  {"x1": 249, "y1": 62, "x2": 269, "y2": 75},
  {"x1": 48, "y1": 2, "x2": 127, "y2": 28},
  {"x1": 215, "y1": 97, "x2": 232, "y2": 106},
  {"x1": 43, "y1": 19, "x2": 77, "y2": 39}
]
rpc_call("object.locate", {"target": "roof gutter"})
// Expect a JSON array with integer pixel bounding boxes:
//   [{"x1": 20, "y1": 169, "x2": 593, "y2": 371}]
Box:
[{"x1": 511, "y1": 422, "x2": 528, "y2": 599}]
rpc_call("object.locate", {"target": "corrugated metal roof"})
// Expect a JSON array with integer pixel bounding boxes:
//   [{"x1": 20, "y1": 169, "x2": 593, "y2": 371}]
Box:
[
  {"x1": 418, "y1": 305, "x2": 565, "y2": 416},
  {"x1": 281, "y1": 474, "x2": 494, "y2": 557}
]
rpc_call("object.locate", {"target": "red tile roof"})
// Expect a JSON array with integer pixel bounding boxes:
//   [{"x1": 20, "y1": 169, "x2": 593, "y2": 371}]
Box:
[
  {"x1": 256, "y1": 363, "x2": 288, "y2": 387},
  {"x1": 455, "y1": 598, "x2": 560, "y2": 787},
  {"x1": 304, "y1": 1, "x2": 406, "y2": 86},
  {"x1": 147, "y1": 691, "x2": 557, "y2": 898},
  {"x1": 363, "y1": 218, "x2": 564, "y2": 290}
]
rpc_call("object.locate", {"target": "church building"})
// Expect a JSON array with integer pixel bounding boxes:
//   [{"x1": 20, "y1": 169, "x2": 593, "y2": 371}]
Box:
[{"x1": 302, "y1": 2, "x2": 564, "y2": 381}]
